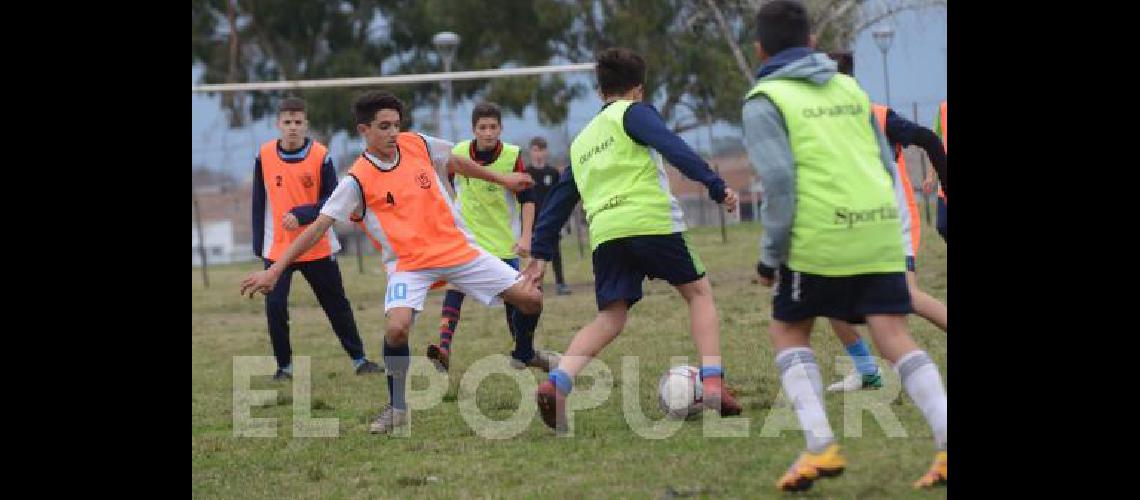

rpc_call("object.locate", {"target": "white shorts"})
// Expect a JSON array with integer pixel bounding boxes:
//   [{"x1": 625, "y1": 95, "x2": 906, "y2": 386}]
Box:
[{"x1": 383, "y1": 252, "x2": 523, "y2": 313}]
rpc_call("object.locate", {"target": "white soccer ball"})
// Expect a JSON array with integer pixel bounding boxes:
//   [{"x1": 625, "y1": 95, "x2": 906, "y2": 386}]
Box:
[{"x1": 657, "y1": 365, "x2": 704, "y2": 419}]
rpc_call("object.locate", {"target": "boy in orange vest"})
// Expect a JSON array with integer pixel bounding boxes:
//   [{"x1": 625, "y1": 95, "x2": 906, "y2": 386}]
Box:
[
  {"x1": 242, "y1": 92, "x2": 542, "y2": 435},
  {"x1": 251, "y1": 97, "x2": 380, "y2": 381}
]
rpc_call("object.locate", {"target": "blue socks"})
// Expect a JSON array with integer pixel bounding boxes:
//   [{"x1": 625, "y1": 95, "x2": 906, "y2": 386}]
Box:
[
  {"x1": 699, "y1": 365, "x2": 724, "y2": 380},
  {"x1": 549, "y1": 369, "x2": 573, "y2": 395},
  {"x1": 845, "y1": 338, "x2": 880, "y2": 376}
]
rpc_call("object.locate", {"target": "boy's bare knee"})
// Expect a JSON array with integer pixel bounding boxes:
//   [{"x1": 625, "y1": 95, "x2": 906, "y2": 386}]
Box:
[
  {"x1": 518, "y1": 289, "x2": 543, "y2": 315},
  {"x1": 386, "y1": 320, "x2": 411, "y2": 345}
]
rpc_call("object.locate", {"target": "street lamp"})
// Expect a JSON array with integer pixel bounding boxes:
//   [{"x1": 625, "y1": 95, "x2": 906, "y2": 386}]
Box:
[
  {"x1": 432, "y1": 31, "x2": 460, "y2": 140},
  {"x1": 872, "y1": 25, "x2": 895, "y2": 108}
]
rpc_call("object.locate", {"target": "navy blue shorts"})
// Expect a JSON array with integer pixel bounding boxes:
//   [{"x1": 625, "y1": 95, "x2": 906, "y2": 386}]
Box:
[
  {"x1": 772, "y1": 265, "x2": 911, "y2": 324},
  {"x1": 591, "y1": 233, "x2": 705, "y2": 310}
]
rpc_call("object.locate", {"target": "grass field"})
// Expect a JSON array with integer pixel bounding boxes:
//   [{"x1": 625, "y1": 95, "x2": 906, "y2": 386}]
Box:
[{"x1": 192, "y1": 222, "x2": 947, "y2": 499}]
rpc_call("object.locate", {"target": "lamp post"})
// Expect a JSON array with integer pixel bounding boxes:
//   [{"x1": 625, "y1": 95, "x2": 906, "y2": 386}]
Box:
[
  {"x1": 432, "y1": 31, "x2": 461, "y2": 140},
  {"x1": 872, "y1": 25, "x2": 896, "y2": 107}
]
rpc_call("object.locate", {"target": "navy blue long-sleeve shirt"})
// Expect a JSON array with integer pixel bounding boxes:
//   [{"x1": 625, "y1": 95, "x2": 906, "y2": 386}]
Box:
[
  {"x1": 251, "y1": 138, "x2": 337, "y2": 257},
  {"x1": 883, "y1": 108, "x2": 948, "y2": 196},
  {"x1": 530, "y1": 101, "x2": 727, "y2": 260}
]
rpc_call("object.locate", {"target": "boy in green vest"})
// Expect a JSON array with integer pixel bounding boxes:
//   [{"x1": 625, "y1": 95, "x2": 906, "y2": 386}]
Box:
[
  {"x1": 524, "y1": 47, "x2": 743, "y2": 434},
  {"x1": 743, "y1": 1, "x2": 947, "y2": 492},
  {"x1": 427, "y1": 102, "x2": 560, "y2": 373}
]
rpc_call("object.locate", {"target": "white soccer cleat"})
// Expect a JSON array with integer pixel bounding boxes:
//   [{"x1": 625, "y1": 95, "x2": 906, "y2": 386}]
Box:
[{"x1": 826, "y1": 369, "x2": 883, "y2": 392}]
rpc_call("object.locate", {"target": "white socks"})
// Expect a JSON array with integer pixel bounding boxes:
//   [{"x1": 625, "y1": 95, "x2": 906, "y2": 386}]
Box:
[
  {"x1": 776, "y1": 347, "x2": 834, "y2": 453},
  {"x1": 896, "y1": 350, "x2": 948, "y2": 451}
]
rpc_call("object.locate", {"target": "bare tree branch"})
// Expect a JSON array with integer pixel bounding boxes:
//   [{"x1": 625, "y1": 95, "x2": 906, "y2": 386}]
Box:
[
  {"x1": 705, "y1": 0, "x2": 754, "y2": 84},
  {"x1": 854, "y1": 1, "x2": 947, "y2": 35},
  {"x1": 812, "y1": 0, "x2": 859, "y2": 43}
]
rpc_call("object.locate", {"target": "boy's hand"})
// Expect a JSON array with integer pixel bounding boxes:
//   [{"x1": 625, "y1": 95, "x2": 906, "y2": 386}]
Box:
[
  {"x1": 501, "y1": 172, "x2": 535, "y2": 192},
  {"x1": 513, "y1": 237, "x2": 531, "y2": 258},
  {"x1": 722, "y1": 188, "x2": 739, "y2": 213},
  {"x1": 522, "y1": 259, "x2": 547, "y2": 287},
  {"x1": 282, "y1": 213, "x2": 300, "y2": 231},
  {"x1": 756, "y1": 261, "x2": 775, "y2": 287},
  {"x1": 240, "y1": 269, "x2": 281, "y2": 298}
]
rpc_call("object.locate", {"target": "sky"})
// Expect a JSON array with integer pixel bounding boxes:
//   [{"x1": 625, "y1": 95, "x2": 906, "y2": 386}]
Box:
[{"x1": 191, "y1": 5, "x2": 946, "y2": 182}]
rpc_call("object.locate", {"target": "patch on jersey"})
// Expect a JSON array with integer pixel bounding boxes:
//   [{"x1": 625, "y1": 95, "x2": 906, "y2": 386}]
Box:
[
  {"x1": 416, "y1": 170, "x2": 432, "y2": 189},
  {"x1": 300, "y1": 173, "x2": 315, "y2": 189}
]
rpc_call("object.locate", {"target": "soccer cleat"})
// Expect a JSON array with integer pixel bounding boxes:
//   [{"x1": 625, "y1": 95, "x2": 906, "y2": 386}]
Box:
[
  {"x1": 355, "y1": 360, "x2": 384, "y2": 375},
  {"x1": 535, "y1": 380, "x2": 568, "y2": 433},
  {"x1": 776, "y1": 443, "x2": 847, "y2": 492},
  {"x1": 826, "y1": 369, "x2": 883, "y2": 392},
  {"x1": 913, "y1": 450, "x2": 947, "y2": 488},
  {"x1": 701, "y1": 377, "x2": 743, "y2": 416},
  {"x1": 556, "y1": 284, "x2": 572, "y2": 296},
  {"x1": 272, "y1": 369, "x2": 292, "y2": 381},
  {"x1": 510, "y1": 350, "x2": 561, "y2": 372},
  {"x1": 426, "y1": 344, "x2": 450, "y2": 373},
  {"x1": 368, "y1": 405, "x2": 409, "y2": 434}
]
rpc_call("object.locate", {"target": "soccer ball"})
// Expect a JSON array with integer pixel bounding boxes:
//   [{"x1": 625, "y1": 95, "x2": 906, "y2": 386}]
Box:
[{"x1": 657, "y1": 365, "x2": 704, "y2": 419}]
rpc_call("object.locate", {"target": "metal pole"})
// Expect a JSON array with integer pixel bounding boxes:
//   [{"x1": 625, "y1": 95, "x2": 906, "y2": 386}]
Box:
[
  {"x1": 706, "y1": 113, "x2": 728, "y2": 243},
  {"x1": 444, "y1": 59, "x2": 455, "y2": 141},
  {"x1": 192, "y1": 188, "x2": 209, "y2": 288},
  {"x1": 433, "y1": 90, "x2": 442, "y2": 137},
  {"x1": 192, "y1": 62, "x2": 596, "y2": 93},
  {"x1": 881, "y1": 50, "x2": 892, "y2": 108}
]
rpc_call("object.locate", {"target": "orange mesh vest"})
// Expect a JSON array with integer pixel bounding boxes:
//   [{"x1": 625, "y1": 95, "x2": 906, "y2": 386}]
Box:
[
  {"x1": 348, "y1": 132, "x2": 480, "y2": 272},
  {"x1": 260, "y1": 140, "x2": 333, "y2": 262}
]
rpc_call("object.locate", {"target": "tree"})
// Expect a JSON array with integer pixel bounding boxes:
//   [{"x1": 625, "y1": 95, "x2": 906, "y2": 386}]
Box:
[
  {"x1": 192, "y1": 0, "x2": 946, "y2": 136},
  {"x1": 378, "y1": 0, "x2": 944, "y2": 133},
  {"x1": 376, "y1": 0, "x2": 749, "y2": 133},
  {"x1": 377, "y1": 0, "x2": 581, "y2": 127},
  {"x1": 710, "y1": 0, "x2": 949, "y2": 82},
  {"x1": 192, "y1": 0, "x2": 413, "y2": 139}
]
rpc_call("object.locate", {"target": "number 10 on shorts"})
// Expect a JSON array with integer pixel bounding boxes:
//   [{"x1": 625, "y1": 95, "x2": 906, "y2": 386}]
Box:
[{"x1": 386, "y1": 282, "x2": 408, "y2": 302}]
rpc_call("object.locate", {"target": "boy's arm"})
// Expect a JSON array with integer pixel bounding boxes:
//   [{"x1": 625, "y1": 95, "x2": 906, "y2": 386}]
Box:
[
  {"x1": 523, "y1": 165, "x2": 580, "y2": 284},
  {"x1": 241, "y1": 177, "x2": 361, "y2": 297},
  {"x1": 530, "y1": 166, "x2": 580, "y2": 262},
  {"x1": 289, "y1": 155, "x2": 337, "y2": 225},
  {"x1": 448, "y1": 154, "x2": 534, "y2": 192},
  {"x1": 241, "y1": 215, "x2": 336, "y2": 297},
  {"x1": 623, "y1": 103, "x2": 728, "y2": 203},
  {"x1": 512, "y1": 155, "x2": 536, "y2": 257},
  {"x1": 742, "y1": 95, "x2": 796, "y2": 280},
  {"x1": 884, "y1": 109, "x2": 947, "y2": 197},
  {"x1": 251, "y1": 155, "x2": 266, "y2": 258},
  {"x1": 516, "y1": 202, "x2": 536, "y2": 258}
]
